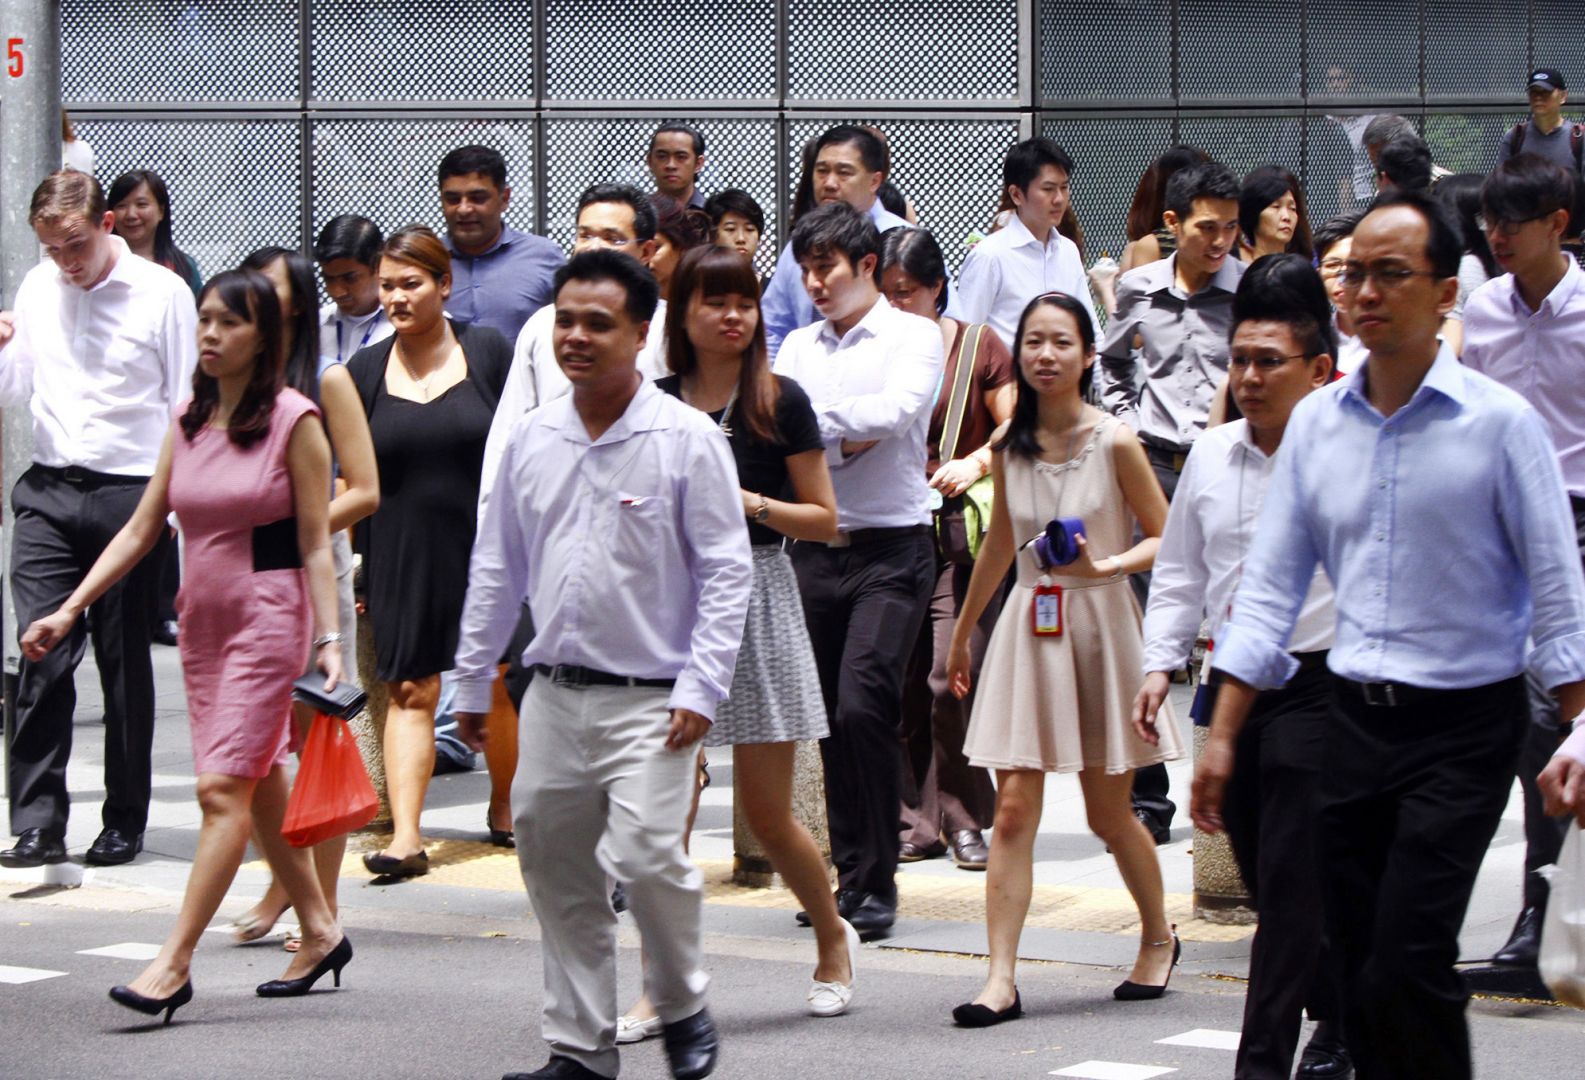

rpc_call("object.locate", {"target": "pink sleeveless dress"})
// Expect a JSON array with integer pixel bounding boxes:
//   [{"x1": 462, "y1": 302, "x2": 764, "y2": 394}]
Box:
[{"x1": 168, "y1": 389, "x2": 320, "y2": 778}]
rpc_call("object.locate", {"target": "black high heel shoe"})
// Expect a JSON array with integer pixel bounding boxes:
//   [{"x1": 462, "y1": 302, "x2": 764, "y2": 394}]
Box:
[
  {"x1": 109, "y1": 980, "x2": 193, "y2": 1025},
  {"x1": 486, "y1": 811, "x2": 515, "y2": 848},
  {"x1": 256, "y1": 935, "x2": 352, "y2": 997},
  {"x1": 1113, "y1": 927, "x2": 1181, "y2": 1001},
  {"x1": 951, "y1": 989, "x2": 1023, "y2": 1027}
]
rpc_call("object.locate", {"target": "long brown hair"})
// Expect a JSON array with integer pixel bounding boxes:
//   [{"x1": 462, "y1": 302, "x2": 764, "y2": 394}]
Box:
[
  {"x1": 180, "y1": 269, "x2": 284, "y2": 448},
  {"x1": 665, "y1": 245, "x2": 780, "y2": 442},
  {"x1": 1125, "y1": 146, "x2": 1210, "y2": 242}
]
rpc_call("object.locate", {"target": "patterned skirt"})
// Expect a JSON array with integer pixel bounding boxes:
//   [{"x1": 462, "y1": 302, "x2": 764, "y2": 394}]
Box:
[{"x1": 706, "y1": 545, "x2": 830, "y2": 746}]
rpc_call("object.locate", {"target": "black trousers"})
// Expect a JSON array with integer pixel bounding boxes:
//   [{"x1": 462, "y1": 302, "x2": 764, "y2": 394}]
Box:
[
  {"x1": 1320, "y1": 674, "x2": 1526, "y2": 1080},
  {"x1": 7, "y1": 465, "x2": 168, "y2": 837},
  {"x1": 793, "y1": 529, "x2": 935, "y2": 899},
  {"x1": 1219, "y1": 661, "x2": 1342, "y2": 1079},
  {"x1": 1129, "y1": 452, "x2": 1182, "y2": 825},
  {"x1": 1518, "y1": 669, "x2": 1571, "y2": 912}
]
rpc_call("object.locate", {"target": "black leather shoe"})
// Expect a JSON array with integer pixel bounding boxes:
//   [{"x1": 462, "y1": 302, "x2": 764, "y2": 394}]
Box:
[
  {"x1": 109, "y1": 980, "x2": 192, "y2": 1025},
  {"x1": 152, "y1": 619, "x2": 179, "y2": 647},
  {"x1": 847, "y1": 892, "x2": 897, "y2": 936},
  {"x1": 487, "y1": 811, "x2": 516, "y2": 849},
  {"x1": 899, "y1": 839, "x2": 947, "y2": 862},
  {"x1": 503, "y1": 1056, "x2": 610, "y2": 1080},
  {"x1": 85, "y1": 828, "x2": 143, "y2": 866},
  {"x1": 951, "y1": 989, "x2": 1022, "y2": 1027},
  {"x1": 796, "y1": 887, "x2": 858, "y2": 927},
  {"x1": 1492, "y1": 905, "x2": 1543, "y2": 968},
  {"x1": 362, "y1": 849, "x2": 429, "y2": 877},
  {"x1": 947, "y1": 830, "x2": 989, "y2": 870},
  {"x1": 1296, "y1": 1025, "x2": 1353, "y2": 1078},
  {"x1": 0, "y1": 828, "x2": 67, "y2": 868},
  {"x1": 662, "y1": 1007, "x2": 719, "y2": 1080},
  {"x1": 1134, "y1": 808, "x2": 1171, "y2": 845}
]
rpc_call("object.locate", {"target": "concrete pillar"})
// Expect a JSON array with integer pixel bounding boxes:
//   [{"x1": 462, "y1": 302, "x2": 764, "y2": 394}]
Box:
[
  {"x1": 1190, "y1": 723, "x2": 1256, "y2": 924},
  {"x1": 732, "y1": 738, "x2": 830, "y2": 886},
  {"x1": 352, "y1": 602, "x2": 390, "y2": 828}
]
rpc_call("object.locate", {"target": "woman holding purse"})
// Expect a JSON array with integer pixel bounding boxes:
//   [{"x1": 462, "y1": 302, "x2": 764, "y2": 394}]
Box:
[{"x1": 23, "y1": 268, "x2": 351, "y2": 1023}]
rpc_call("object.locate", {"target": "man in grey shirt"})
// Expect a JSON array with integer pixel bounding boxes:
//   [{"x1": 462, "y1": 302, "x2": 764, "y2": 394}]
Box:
[{"x1": 1499, "y1": 68, "x2": 1582, "y2": 177}]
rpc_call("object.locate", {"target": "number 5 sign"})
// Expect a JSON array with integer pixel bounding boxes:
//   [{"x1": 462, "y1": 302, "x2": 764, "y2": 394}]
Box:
[{"x1": 7, "y1": 37, "x2": 23, "y2": 78}]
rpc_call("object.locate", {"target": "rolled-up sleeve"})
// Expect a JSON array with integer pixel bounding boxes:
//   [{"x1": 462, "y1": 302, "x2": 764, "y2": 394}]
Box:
[
  {"x1": 1097, "y1": 273, "x2": 1144, "y2": 426},
  {"x1": 454, "y1": 423, "x2": 533, "y2": 715},
  {"x1": 1142, "y1": 449, "x2": 1212, "y2": 673},
  {"x1": 0, "y1": 283, "x2": 37, "y2": 408},
  {"x1": 670, "y1": 429, "x2": 753, "y2": 719},
  {"x1": 813, "y1": 321, "x2": 944, "y2": 443}
]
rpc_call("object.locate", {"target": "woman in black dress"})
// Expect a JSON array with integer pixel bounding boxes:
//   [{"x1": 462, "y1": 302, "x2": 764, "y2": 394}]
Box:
[{"x1": 346, "y1": 225, "x2": 511, "y2": 877}]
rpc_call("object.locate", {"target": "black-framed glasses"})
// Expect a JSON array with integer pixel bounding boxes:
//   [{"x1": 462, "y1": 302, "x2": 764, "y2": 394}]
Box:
[
  {"x1": 1475, "y1": 212, "x2": 1550, "y2": 237},
  {"x1": 1229, "y1": 353, "x2": 1309, "y2": 371},
  {"x1": 1337, "y1": 263, "x2": 1437, "y2": 290}
]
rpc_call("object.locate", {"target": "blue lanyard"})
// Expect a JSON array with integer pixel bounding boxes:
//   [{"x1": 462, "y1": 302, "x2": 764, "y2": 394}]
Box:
[{"x1": 335, "y1": 309, "x2": 384, "y2": 365}]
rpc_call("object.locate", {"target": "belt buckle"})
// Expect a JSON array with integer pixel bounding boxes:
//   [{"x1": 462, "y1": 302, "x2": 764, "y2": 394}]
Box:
[
  {"x1": 826, "y1": 531, "x2": 851, "y2": 549},
  {"x1": 61, "y1": 465, "x2": 88, "y2": 484},
  {"x1": 1361, "y1": 681, "x2": 1397, "y2": 707},
  {"x1": 550, "y1": 664, "x2": 587, "y2": 689}
]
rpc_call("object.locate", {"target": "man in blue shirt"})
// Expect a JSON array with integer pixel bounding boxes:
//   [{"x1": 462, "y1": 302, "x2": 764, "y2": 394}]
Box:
[
  {"x1": 438, "y1": 145, "x2": 565, "y2": 343},
  {"x1": 1193, "y1": 190, "x2": 1585, "y2": 1080}
]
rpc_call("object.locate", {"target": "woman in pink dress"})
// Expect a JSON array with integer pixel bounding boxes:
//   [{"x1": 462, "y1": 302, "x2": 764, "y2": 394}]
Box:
[{"x1": 23, "y1": 268, "x2": 350, "y2": 1024}]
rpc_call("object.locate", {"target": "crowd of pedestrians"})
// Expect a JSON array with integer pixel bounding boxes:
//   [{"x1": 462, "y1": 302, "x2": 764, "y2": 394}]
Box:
[{"x1": 3, "y1": 68, "x2": 1585, "y2": 1080}]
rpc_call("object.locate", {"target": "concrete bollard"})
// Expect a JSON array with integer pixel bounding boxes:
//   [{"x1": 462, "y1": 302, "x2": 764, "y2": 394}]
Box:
[
  {"x1": 1190, "y1": 724, "x2": 1256, "y2": 924},
  {"x1": 352, "y1": 607, "x2": 391, "y2": 828},
  {"x1": 733, "y1": 739, "x2": 830, "y2": 886}
]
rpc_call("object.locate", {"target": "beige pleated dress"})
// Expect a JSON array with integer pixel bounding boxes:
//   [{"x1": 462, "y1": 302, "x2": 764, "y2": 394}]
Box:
[{"x1": 964, "y1": 415, "x2": 1184, "y2": 774}]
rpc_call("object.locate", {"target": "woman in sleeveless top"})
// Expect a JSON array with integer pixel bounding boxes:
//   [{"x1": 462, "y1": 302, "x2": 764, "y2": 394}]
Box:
[{"x1": 944, "y1": 293, "x2": 1185, "y2": 1026}]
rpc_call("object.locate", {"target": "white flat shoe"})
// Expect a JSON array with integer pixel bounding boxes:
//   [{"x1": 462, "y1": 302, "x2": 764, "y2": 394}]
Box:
[
  {"x1": 807, "y1": 918, "x2": 860, "y2": 1017},
  {"x1": 616, "y1": 1013, "x2": 663, "y2": 1044}
]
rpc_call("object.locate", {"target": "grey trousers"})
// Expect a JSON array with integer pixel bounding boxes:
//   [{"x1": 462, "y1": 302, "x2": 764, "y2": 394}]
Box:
[{"x1": 513, "y1": 678, "x2": 707, "y2": 1078}]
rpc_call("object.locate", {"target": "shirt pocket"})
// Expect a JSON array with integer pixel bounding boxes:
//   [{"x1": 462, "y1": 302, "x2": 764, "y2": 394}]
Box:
[{"x1": 611, "y1": 493, "x2": 674, "y2": 567}]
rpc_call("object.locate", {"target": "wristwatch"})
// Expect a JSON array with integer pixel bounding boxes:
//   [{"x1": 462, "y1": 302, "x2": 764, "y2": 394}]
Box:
[{"x1": 751, "y1": 494, "x2": 771, "y2": 523}]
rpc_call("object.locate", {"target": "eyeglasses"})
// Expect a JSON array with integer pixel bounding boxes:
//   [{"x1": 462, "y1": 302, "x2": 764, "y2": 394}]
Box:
[
  {"x1": 1229, "y1": 353, "x2": 1309, "y2": 371},
  {"x1": 574, "y1": 230, "x2": 635, "y2": 247},
  {"x1": 1336, "y1": 263, "x2": 1438, "y2": 289},
  {"x1": 1318, "y1": 258, "x2": 1349, "y2": 276},
  {"x1": 1474, "y1": 213, "x2": 1550, "y2": 237}
]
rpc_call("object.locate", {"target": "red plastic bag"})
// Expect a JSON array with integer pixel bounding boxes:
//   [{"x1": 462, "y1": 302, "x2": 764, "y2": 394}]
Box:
[{"x1": 281, "y1": 712, "x2": 378, "y2": 848}]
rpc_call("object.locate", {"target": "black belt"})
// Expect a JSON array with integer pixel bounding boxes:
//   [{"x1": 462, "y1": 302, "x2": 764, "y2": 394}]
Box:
[
  {"x1": 32, "y1": 463, "x2": 148, "y2": 486},
  {"x1": 1140, "y1": 437, "x2": 1190, "y2": 474},
  {"x1": 1335, "y1": 676, "x2": 1454, "y2": 709},
  {"x1": 1292, "y1": 649, "x2": 1329, "y2": 674},
  {"x1": 533, "y1": 664, "x2": 675, "y2": 690},
  {"x1": 825, "y1": 524, "x2": 931, "y2": 548}
]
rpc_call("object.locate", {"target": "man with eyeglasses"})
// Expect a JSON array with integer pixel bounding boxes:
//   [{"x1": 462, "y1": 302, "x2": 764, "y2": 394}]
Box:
[
  {"x1": 1139, "y1": 255, "x2": 1350, "y2": 1079},
  {"x1": 1199, "y1": 189, "x2": 1585, "y2": 1080},
  {"x1": 1460, "y1": 153, "x2": 1585, "y2": 983}
]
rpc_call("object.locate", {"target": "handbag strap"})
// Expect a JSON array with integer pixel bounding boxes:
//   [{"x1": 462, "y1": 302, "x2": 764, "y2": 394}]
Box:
[{"x1": 938, "y1": 323, "x2": 985, "y2": 466}]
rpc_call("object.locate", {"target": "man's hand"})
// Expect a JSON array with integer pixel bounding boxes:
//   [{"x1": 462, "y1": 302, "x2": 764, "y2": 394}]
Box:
[
  {"x1": 1540, "y1": 753, "x2": 1585, "y2": 826},
  {"x1": 1131, "y1": 671, "x2": 1171, "y2": 747},
  {"x1": 666, "y1": 707, "x2": 711, "y2": 751},
  {"x1": 455, "y1": 711, "x2": 489, "y2": 752},
  {"x1": 930, "y1": 457, "x2": 984, "y2": 498},
  {"x1": 0, "y1": 311, "x2": 14, "y2": 350},
  {"x1": 1189, "y1": 734, "x2": 1237, "y2": 834}
]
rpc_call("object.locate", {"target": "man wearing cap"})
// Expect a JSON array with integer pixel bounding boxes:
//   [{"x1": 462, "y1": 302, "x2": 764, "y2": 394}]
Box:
[{"x1": 1499, "y1": 69, "x2": 1583, "y2": 176}]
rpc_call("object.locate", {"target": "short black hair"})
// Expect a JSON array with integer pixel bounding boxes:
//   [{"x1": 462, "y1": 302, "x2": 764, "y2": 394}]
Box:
[
  {"x1": 1377, "y1": 134, "x2": 1433, "y2": 193},
  {"x1": 878, "y1": 228, "x2": 949, "y2": 315},
  {"x1": 1365, "y1": 188, "x2": 1465, "y2": 279},
  {"x1": 1002, "y1": 137, "x2": 1074, "y2": 194},
  {"x1": 438, "y1": 145, "x2": 507, "y2": 190},
  {"x1": 576, "y1": 183, "x2": 658, "y2": 242},
  {"x1": 1482, "y1": 152, "x2": 1578, "y2": 227},
  {"x1": 1362, "y1": 114, "x2": 1416, "y2": 154},
  {"x1": 702, "y1": 188, "x2": 765, "y2": 233},
  {"x1": 314, "y1": 214, "x2": 384, "y2": 267},
  {"x1": 877, "y1": 180, "x2": 908, "y2": 219},
  {"x1": 1229, "y1": 253, "x2": 1337, "y2": 363},
  {"x1": 815, "y1": 125, "x2": 889, "y2": 176},
  {"x1": 790, "y1": 202, "x2": 881, "y2": 277},
  {"x1": 649, "y1": 122, "x2": 705, "y2": 157},
  {"x1": 553, "y1": 248, "x2": 660, "y2": 325},
  {"x1": 1164, "y1": 161, "x2": 1241, "y2": 220},
  {"x1": 1312, "y1": 210, "x2": 1365, "y2": 259}
]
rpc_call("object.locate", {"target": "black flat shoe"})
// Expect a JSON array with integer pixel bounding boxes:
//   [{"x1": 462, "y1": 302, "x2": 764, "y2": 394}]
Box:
[
  {"x1": 487, "y1": 812, "x2": 515, "y2": 848},
  {"x1": 86, "y1": 827, "x2": 143, "y2": 866},
  {"x1": 1113, "y1": 928, "x2": 1181, "y2": 1001},
  {"x1": 662, "y1": 1007, "x2": 719, "y2": 1080},
  {"x1": 362, "y1": 849, "x2": 429, "y2": 877},
  {"x1": 0, "y1": 827, "x2": 67, "y2": 868},
  {"x1": 256, "y1": 935, "x2": 352, "y2": 997},
  {"x1": 797, "y1": 888, "x2": 858, "y2": 927},
  {"x1": 109, "y1": 980, "x2": 192, "y2": 1025},
  {"x1": 952, "y1": 989, "x2": 1022, "y2": 1027},
  {"x1": 503, "y1": 1056, "x2": 610, "y2": 1080}
]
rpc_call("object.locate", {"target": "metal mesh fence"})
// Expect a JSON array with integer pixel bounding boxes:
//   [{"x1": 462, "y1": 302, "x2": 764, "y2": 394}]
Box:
[
  {"x1": 1426, "y1": 0, "x2": 1529, "y2": 101},
  {"x1": 1178, "y1": 0, "x2": 1303, "y2": 103},
  {"x1": 1040, "y1": 0, "x2": 1172, "y2": 106},
  {"x1": 1040, "y1": 116, "x2": 1177, "y2": 264}
]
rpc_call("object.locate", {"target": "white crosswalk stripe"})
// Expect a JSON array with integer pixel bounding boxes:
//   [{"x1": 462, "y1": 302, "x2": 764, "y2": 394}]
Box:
[
  {"x1": 76, "y1": 943, "x2": 162, "y2": 960},
  {"x1": 1049, "y1": 1064, "x2": 1177, "y2": 1079},
  {"x1": 0, "y1": 965, "x2": 68, "y2": 984},
  {"x1": 1155, "y1": 1028, "x2": 1242, "y2": 1051}
]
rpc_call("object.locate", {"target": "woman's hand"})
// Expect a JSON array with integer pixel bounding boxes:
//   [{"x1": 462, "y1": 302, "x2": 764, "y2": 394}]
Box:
[
  {"x1": 1064, "y1": 534, "x2": 1119, "y2": 580},
  {"x1": 1131, "y1": 671, "x2": 1170, "y2": 747},
  {"x1": 21, "y1": 609, "x2": 78, "y2": 661},
  {"x1": 316, "y1": 641, "x2": 343, "y2": 693},
  {"x1": 930, "y1": 456, "x2": 985, "y2": 499},
  {"x1": 946, "y1": 634, "x2": 974, "y2": 700}
]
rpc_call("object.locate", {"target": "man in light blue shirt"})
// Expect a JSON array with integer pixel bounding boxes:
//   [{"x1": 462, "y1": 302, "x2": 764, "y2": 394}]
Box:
[{"x1": 1194, "y1": 190, "x2": 1585, "y2": 1080}]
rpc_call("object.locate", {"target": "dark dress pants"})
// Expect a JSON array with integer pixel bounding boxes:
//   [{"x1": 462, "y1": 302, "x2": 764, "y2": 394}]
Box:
[
  {"x1": 1319, "y1": 675, "x2": 1526, "y2": 1080},
  {"x1": 7, "y1": 466, "x2": 168, "y2": 837},
  {"x1": 1129, "y1": 455, "x2": 1181, "y2": 826},
  {"x1": 1518, "y1": 669, "x2": 1570, "y2": 912},
  {"x1": 898, "y1": 558, "x2": 999, "y2": 847},
  {"x1": 793, "y1": 529, "x2": 935, "y2": 900},
  {"x1": 1219, "y1": 661, "x2": 1342, "y2": 1079}
]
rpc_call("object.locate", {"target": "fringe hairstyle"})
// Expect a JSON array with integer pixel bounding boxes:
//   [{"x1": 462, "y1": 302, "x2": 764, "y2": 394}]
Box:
[
  {"x1": 665, "y1": 245, "x2": 780, "y2": 443},
  {"x1": 180, "y1": 268, "x2": 284, "y2": 449}
]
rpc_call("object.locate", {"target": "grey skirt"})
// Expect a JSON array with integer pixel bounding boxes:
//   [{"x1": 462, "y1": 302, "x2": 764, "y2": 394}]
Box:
[{"x1": 707, "y1": 545, "x2": 829, "y2": 746}]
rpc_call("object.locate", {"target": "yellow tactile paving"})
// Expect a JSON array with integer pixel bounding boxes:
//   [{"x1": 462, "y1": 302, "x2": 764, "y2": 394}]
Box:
[{"x1": 245, "y1": 834, "x2": 1252, "y2": 944}]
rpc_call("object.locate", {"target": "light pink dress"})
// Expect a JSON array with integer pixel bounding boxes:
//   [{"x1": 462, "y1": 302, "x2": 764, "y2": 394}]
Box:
[{"x1": 168, "y1": 389, "x2": 319, "y2": 778}]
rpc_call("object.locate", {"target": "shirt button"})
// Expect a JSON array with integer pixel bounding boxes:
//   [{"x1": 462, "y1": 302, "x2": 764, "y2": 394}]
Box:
[
  {"x1": 1375, "y1": 532, "x2": 1386, "y2": 541},
  {"x1": 1377, "y1": 479, "x2": 1387, "y2": 489}
]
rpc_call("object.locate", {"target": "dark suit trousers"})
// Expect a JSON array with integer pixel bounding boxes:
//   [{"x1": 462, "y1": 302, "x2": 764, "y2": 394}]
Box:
[
  {"x1": 1220, "y1": 662, "x2": 1341, "y2": 1079},
  {"x1": 793, "y1": 529, "x2": 935, "y2": 899},
  {"x1": 7, "y1": 466, "x2": 168, "y2": 837},
  {"x1": 1320, "y1": 675, "x2": 1526, "y2": 1080},
  {"x1": 1130, "y1": 455, "x2": 1181, "y2": 825},
  {"x1": 1519, "y1": 669, "x2": 1570, "y2": 911},
  {"x1": 898, "y1": 558, "x2": 999, "y2": 845}
]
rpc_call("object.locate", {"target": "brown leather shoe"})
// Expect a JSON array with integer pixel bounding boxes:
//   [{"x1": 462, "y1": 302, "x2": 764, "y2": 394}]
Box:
[
  {"x1": 899, "y1": 839, "x2": 947, "y2": 862},
  {"x1": 946, "y1": 830, "x2": 989, "y2": 870}
]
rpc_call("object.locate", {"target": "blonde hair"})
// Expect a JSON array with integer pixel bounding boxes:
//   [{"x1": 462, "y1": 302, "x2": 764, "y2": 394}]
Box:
[{"x1": 28, "y1": 169, "x2": 106, "y2": 228}]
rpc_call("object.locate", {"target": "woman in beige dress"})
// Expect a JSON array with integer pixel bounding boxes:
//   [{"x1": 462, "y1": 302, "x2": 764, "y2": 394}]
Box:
[{"x1": 945, "y1": 292, "x2": 1184, "y2": 1026}]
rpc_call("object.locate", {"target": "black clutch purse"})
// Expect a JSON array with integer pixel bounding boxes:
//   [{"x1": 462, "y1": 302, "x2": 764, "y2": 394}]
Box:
[{"x1": 292, "y1": 671, "x2": 368, "y2": 720}]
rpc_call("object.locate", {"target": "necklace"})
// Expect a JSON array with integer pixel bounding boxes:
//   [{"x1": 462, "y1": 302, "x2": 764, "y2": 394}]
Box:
[
  {"x1": 683, "y1": 380, "x2": 739, "y2": 438},
  {"x1": 396, "y1": 342, "x2": 445, "y2": 402}
]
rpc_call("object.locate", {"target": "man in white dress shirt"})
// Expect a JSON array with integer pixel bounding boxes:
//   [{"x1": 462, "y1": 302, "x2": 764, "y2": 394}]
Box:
[
  {"x1": 0, "y1": 172, "x2": 196, "y2": 869},
  {"x1": 957, "y1": 137, "x2": 1100, "y2": 347},
  {"x1": 314, "y1": 213, "x2": 393, "y2": 368},
  {"x1": 1137, "y1": 255, "x2": 1349, "y2": 1080},
  {"x1": 452, "y1": 250, "x2": 751, "y2": 1080},
  {"x1": 773, "y1": 202, "x2": 945, "y2": 934}
]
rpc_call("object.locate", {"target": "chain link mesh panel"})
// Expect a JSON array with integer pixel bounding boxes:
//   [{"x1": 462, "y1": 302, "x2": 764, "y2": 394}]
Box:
[
  {"x1": 1424, "y1": 111, "x2": 1531, "y2": 175},
  {"x1": 309, "y1": 2, "x2": 534, "y2": 104},
  {"x1": 309, "y1": 120, "x2": 539, "y2": 251},
  {"x1": 1040, "y1": 0, "x2": 1172, "y2": 105},
  {"x1": 63, "y1": 1, "x2": 297, "y2": 105},
  {"x1": 1040, "y1": 117, "x2": 1176, "y2": 265},
  {"x1": 1426, "y1": 0, "x2": 1529, "y2": 100},
  {"x1": 545, "y1": 1, "x2": 776, "y2": 102},
  {"x1": 74, "y1": 120, "x2": 301, "y2": 282},
  {"x1": 787, "y1": 2, "x2": 1018, "y2": 102},
  {"x1": 785, "y1": 119, "x2": 1020, "y2": 276},
  {"x1": 1179, "y1": 1, "x2": 1303, "y2": 102},
  {"x1": 1534, "y1": 1, "x2": 1585, "y2": 87},
  {"x1": 1305, "y1": 114, "x2": 1378, "y2": 222},
  {"x1": 1306, "y1": 1, "x2": 1421, "y2": 101},
  {"x1": 542, "y1": 119, "x2": 780, "y2": 279}
]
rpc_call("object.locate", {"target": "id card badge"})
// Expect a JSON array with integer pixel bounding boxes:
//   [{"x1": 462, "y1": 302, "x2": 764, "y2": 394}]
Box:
[{"x1": 1031, "y1": 578, "x2": 1063, "y2": 636}]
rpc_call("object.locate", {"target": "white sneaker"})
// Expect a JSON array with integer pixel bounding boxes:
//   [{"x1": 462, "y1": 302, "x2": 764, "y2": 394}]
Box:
[
  {"x1": 806, "y1": 918, "x2": 860, "y2": 1017},
  {"x1": 616, "y1": 1013, "x2": 663, "y2": 1044}
]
